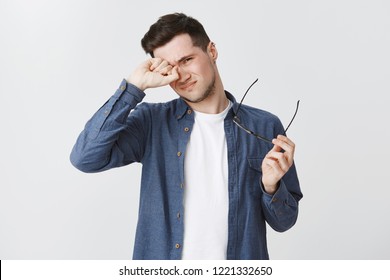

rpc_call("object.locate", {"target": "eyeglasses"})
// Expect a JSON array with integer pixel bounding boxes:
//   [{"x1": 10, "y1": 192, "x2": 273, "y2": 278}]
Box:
[{"x1": 233, "y1": 78, "x2": 300, "y2": 143}]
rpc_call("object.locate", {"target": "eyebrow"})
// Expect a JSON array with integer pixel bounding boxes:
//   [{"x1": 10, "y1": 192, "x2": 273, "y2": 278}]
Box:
[{"x1": 176, "y1": 55, "x2": 193, "y2": 64}]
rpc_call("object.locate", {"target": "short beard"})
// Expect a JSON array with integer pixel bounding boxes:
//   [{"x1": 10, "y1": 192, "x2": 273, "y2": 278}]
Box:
[{"x1": 181, "y1": 75, "x2": 216, "y2": 104}]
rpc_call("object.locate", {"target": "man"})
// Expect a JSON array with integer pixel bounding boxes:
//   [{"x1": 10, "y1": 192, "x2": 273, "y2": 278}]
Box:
[{"x1": 70, "y1": 13, "x2": 302, "y2": 260}]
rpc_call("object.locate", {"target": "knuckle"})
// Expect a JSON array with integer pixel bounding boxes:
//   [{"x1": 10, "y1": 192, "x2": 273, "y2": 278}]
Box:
[
  {"x1": 281, "y1": 165, "x2": 289, "y2": 172},
  {"x1": 291, "y1": 141, "x2": 295, "y2": 148}
]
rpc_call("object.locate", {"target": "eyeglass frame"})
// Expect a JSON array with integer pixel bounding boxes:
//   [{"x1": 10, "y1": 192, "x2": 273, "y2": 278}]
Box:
[{"x1": 232, "y1": 78, "x2": 300, "y2": 144}]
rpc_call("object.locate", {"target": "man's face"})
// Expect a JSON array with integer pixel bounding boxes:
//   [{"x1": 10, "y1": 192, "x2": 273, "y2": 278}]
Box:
[{"x1": 153, "y1": 33, "x2": 217, "y2": 104}]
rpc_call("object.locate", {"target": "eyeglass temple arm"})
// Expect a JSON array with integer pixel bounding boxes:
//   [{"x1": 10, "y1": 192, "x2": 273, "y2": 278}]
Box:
[
  {"x1": 233, "y1": 117, "x2": 273, "y2": 143},
  {"x1": 235, "y1": 78, "x2": 259, "y2": 116},
  {"x1": 284, "y1": 100, "x2": 300, "y2": 133}
]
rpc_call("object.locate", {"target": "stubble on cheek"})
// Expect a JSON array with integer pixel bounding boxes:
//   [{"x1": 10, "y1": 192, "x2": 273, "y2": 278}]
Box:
[{"x1": 180, "y1": 75, "x2": 216, "y2": 104}]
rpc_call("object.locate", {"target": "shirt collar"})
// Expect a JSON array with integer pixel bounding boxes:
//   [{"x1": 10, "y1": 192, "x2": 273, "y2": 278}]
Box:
[{"x1": 174, "y1": 90, "x2": 239, "y2": 120}]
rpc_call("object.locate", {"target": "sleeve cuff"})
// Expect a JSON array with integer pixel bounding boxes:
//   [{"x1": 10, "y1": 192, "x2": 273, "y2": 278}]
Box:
[
  {"x1": 261, "y1": 179, "x2": 290, "y2": 204},
  {"x1": 113, "y1": 79, "x2": 146, "y2": 106}
]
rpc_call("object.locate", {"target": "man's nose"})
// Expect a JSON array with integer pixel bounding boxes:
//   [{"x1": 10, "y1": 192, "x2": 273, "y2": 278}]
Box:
[{"x1": 177, "y1": 66, "x2": 191, "y2": 82}]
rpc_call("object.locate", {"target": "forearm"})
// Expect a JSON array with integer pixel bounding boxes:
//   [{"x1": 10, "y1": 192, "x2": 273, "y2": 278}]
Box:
[{"x1": 70, "y1": 80, "x2": 146, "y2": 172}]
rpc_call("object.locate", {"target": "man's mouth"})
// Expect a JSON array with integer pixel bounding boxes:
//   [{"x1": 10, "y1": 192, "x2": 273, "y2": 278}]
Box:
[{"x1": 180, "y1": 81, "x2": 196, "y2": 90}]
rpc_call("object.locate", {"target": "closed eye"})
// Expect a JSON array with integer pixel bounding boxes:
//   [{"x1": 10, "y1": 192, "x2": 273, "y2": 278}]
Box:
[{"x1": 179, "y1": 56, "x2": 193, "y2": 66}]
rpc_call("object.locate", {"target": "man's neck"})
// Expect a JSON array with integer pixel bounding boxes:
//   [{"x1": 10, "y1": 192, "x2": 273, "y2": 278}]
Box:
[{"x1": 186, "y1": 80, "x2": 228, "y2": 114}]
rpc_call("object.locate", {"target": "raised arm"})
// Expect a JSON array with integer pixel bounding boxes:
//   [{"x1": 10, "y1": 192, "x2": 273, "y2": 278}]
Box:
[{"x1": 70, "y1": 58, "x2": 179, "y2": 172}]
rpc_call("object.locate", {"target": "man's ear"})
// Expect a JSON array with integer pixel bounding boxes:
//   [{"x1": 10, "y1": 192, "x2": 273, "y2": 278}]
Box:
[{"x1": 208, "y1": 42, "x2": 218, "y2": 62}]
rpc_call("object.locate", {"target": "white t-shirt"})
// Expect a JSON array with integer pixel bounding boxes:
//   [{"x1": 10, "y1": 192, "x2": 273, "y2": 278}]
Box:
[{"x1": 182, "y1": 101, "x2": 232, "y2": 260}]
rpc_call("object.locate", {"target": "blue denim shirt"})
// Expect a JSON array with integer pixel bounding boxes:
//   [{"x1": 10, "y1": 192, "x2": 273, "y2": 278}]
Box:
[{"x1": 70, "y1": 80, "x2": 303, "y2": 260}]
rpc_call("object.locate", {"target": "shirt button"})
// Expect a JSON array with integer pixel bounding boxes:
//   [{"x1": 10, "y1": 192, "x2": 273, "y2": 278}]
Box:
[
  {"x1": 187, "y1": 109, "x2": 192, "y2": 115},
  {"x1": 177, "y1": 152, "x2": 182, "y2": 157},
  {"x1": 175, "y1": 243, "x2": 181, "y2": 249},
  {"x1": 120, "y1": 85, "x2": 126, "y2": 91},
  {"x1": 177, "y1": 212, "x2": 181, "y2": 219},
  {"x1": 180, "y1": 183, "x2": 184, "y2": 189},
  {"x1": 272, "y1": 198, "x2": 278, "y2": 202},
  {"x1": 184, "y1": 127, "x2": 190, "y2": 132}
]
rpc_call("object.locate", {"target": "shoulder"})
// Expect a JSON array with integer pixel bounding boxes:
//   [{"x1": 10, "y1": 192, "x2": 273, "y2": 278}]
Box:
[
  {"x1": 239, "y1": 104, "x2": 280, "y2": 122},
  {"x1": 238, "y1": 104, "x2": 284, "y2": 133}
]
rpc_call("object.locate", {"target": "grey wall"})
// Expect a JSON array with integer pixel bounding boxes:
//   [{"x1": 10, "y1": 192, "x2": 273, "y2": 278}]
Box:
[{"x1": 1, "y1": 0, "x2": 389, "y2": 259}]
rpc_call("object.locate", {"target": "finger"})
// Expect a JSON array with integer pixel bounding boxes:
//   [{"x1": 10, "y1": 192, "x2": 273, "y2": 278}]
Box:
[
  {"x1": 162, "y1": 66, "x2": 179, "y2": 84},
  {"x1": 158, "y1": 65, "x2": 173, "y2": 76},
  {"x1": 153, "y1": 60, "x2": 171, "y2": 73},
  {"x1": 270, "y1": 138, "x2": 295, "y2": 167},
  {"x1": 269, "y1": 142, "x2": 282, "y2": 153},
  {"x1": 170, "y1": 66, "x2": 179, "y2": 79},
  {"x1": 266, "y1": 151, "x2": 290, "y2": 171},
  {"x1": 277, "y1": 135, "x2": 295, "y2": 147},
  {"x1": 263, "y1": 157, "x2": 284, "y2": 178},
  {"x1": 271, "y1": 145, "x2": 293, "y2": 166},
  {"x1": 149, "y1": 58, "x2": 164, "y2": 71},
  {"x1": 272, "y1": 135, "x2": 295, "y2": 155}
]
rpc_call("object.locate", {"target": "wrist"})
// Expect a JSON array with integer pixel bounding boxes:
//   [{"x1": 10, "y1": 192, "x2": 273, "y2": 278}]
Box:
[
  {"x1": 262, "y1": 181, "x2": 278, "y2": 195},
  {"x1": 126, "y1": 77, "x2": 146, "y2": 91}
]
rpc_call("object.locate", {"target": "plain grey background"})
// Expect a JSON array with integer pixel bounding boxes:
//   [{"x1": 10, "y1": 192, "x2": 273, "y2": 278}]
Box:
[{"x1": 1, "y1": 0, "x2": 389, "y2": 259}]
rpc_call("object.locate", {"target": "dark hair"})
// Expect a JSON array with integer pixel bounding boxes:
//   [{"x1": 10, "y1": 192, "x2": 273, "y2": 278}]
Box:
[{"x1": 141, "y1": 13, "x2": 210, "y2": 57}]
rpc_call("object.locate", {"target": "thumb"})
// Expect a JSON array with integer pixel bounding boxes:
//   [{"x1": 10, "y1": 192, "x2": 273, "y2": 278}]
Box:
[
  {"x1": 270, "y1": 138, "x2": 282, "y2": 153},
  {"x1": 156, "y1": 66, "x2": 179, "y2": 86},
  {"x1": 165, "y1": 66, "x2": 179, "y2": 83}
]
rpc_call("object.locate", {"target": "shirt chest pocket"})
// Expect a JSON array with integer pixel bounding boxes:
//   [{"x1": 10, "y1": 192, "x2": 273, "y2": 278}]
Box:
[{"x1": 246, "y1": 157, "x2": 264, "y2": 197}]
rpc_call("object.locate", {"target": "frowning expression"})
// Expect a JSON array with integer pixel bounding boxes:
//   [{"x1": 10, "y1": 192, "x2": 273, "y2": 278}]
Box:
[{"x1": 153, "y1": 33, "x2": 218, "y2": 104}]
